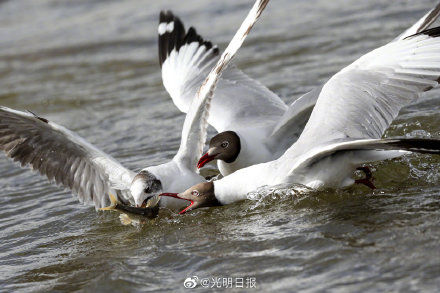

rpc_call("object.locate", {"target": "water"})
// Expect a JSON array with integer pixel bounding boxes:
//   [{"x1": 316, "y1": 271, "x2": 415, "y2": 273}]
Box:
[{"x1": 1, "y1": 0, "x2": 440, "y2": 291}]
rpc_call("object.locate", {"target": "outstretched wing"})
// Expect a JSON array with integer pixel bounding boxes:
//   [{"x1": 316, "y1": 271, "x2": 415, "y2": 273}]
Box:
[
  {"x1": 285, "y1": 26, "x2": 440, "y2": 162},
  {"x1": 0, "y1": 107, "x2": 135, "y2": 209},
  {"x1": 159, "y1": 8, "x2": 286, "y2": 133},
  {"x1": 173, "y1": 0, "x2": 270, "y2": 170},
  {"x1": 289, "y1": 138, "x2": 440, "y2": 178},
  {"x1": 271, "y1": 2, "x2": 440, "y2": 149}
]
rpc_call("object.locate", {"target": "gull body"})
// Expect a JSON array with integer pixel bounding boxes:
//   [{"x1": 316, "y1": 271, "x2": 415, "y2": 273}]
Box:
[
  {"x1": 159, "y1": 12, "x2": 318, "y2": 176},
  {"x1": 196, "y1": 3, "x2": 440, "y2": 176},
  {"x1": 0, "y1": 0, "x2": 270, "y2": 211}
]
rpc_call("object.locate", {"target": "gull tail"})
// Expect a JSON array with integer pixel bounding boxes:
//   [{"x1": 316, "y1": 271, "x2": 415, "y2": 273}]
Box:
[{"x1": 99, "y1": 193, "x2": 120, "y2": 211}]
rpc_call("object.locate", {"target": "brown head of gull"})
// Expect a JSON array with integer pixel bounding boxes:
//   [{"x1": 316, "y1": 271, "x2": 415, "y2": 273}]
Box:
[
  {"x1": 197, "y1": 131, "x2": 241, "y2": 168},
  {"x1": 160, "y1": 182, "x2": 221, "y2": 214}
]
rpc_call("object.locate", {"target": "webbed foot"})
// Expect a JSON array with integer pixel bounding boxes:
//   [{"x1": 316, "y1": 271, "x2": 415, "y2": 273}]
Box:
[{"x1": 355, "y1": 166, "x2": 376, "y2": 190}]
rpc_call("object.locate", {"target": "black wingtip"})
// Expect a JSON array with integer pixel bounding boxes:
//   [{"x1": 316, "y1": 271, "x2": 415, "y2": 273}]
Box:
[
  {"x1": 387, "y1": 138, "x2": 440, "y2": 154},
  {"x1": 27, "y1": 109, "x2": 49, "y2": 124},
  {"x1": 405, "y1": 25, "x2": 440, "y2": 39},
  {"x1": 158, "y1": 11, "x2": 185, "y2": 67},
  {"x1": 159, "y1": 10, "x2": 179, "y2": 25},
  {"x1": 418, "y1": 2, "x2": 440, "y2": 33},
  {"x1": 158, "y1": 11, "x2": 219, "y2": 68}
]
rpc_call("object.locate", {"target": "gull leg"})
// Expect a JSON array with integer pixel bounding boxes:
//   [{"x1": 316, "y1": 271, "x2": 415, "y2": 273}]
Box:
[{"x1": 355, "y1": 166, "x2": 376, "y2": 189}]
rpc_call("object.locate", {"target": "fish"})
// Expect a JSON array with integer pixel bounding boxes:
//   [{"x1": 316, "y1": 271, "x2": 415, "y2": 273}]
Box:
[{"x1": 100, "y1": 193, "x2": 160, "y2": 226}]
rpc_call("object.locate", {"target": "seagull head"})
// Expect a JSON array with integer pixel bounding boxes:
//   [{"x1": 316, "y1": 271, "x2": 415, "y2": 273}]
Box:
[
  {"x1": 197, "y1": 131, "x2": 241, "y2": 168},
  {"x1": 130, "y1": 170, "x2": 162, "y2": 207},
  {"x1": 159, "y1": 181, "x2": 220, "y2": 214}
]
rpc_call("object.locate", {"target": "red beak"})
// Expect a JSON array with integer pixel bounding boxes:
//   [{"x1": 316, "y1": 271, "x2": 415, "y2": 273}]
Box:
[
  {"x1": 159, "y1": 193, "x2": 180, "y2": 199},
  {"x1": 197, "y1": 152, "x2": 217, "y2": 169},
  {"x1": 159, "y1": 193, "x2": 194, "y2": 214}
]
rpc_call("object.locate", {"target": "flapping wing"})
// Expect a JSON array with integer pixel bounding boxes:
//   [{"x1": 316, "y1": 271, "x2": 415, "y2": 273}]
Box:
[
  {"x1": 159, "y1": 10, "x2": 219, "y2": 110},
  {"x1": 173, "y1": 0, "x2": 270, "y2": 170},
  {"x1": 395, "y1": 2, "x2": 440, "y2": 41},
  {"x1": 272, "y1": 2, "x2": 440, "y2": 151},
  {"x1": 159, "y1": 8, "x2": 285, "y2": 133},
  {"x1": 286, "y1": 26, "x2": 440, "y2": 160},
  {"x1": 0, "y1": 107, "x2": 135, "y2": 209}
]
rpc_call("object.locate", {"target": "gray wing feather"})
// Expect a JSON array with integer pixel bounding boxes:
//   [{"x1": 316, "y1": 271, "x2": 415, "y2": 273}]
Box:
[{"x1": 0, "y1": 107, "x2": 135, "y2": 209}]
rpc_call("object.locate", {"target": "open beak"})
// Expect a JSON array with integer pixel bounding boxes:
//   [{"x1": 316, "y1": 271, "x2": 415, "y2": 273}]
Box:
[
  {"x1": 159, "y1": 193, "x2": 194, "y2": 214},
  {"x1": 197, "y1": 152, "x2": 217, "y2": 169}
]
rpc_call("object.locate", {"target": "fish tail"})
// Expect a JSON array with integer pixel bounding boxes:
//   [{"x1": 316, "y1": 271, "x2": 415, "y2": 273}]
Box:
[{"x1": 99, "y1": 193, "x2": 120, "y2": 211}]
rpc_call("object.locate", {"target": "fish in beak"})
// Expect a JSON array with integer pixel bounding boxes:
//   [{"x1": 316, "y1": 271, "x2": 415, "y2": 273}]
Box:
[{"x1": 100, "y1": 193, "x2": 160, "y2": 225}]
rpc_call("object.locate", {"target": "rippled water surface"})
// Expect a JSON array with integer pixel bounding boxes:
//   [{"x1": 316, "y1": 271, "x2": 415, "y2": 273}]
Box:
[{"x1": 1, "y1": 0, "x2": 440, "y2": 291}]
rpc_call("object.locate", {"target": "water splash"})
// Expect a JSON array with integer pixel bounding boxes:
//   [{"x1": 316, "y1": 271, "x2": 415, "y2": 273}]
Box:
[{"x1": 245, "y1": 183, "x2": 314, "y2": 210}]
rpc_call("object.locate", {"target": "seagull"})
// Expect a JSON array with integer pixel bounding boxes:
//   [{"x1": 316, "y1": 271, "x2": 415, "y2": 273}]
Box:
[
  {"x1": 0, "y1": 0, "x2": 269, "y2": 210},
  {"x1": 195, "y1": 2, "x2": 440, "y2": 176},
  {"x1": 159, "y1": 11, "x2": 318, "y2": 176},
  {"x1": 160, "y1": 3, "x2": 440, "y2": 214}
]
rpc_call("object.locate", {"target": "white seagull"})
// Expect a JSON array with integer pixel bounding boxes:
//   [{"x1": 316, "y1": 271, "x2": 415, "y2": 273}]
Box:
[
  {"x1": 0, "y1": 0, "x2": 269, "y2": 210},
  {"x1": 158, "y1": 10, "x2": 318, "y2": 176},
  {"x1": 195, "y1": 2, "x2": 440, "y2": 176},
  {"x1": 160, "y1": 3, "x2": 440, "y2": 213}
]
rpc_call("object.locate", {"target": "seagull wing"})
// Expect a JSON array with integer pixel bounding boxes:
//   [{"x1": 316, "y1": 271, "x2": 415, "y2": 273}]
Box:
[
  {"x1": 268, "y1": 86, "x2": 321, "y2": 154},
  {"x1": 0, "y1": 107, "x2": 136, "y2": 209},
  {"x1": 272, "y1": 3, "x2": 440, "y2": 152},
  {"x1": 287, "y1": 138, "x2": 440, "y2": 180},
  {"x1": 277, "y1": 24, "x2": 440, "y2": 181},
  {"x1": 286, "y1": 27, "x2": 440, "y2": 160},
  {"x1": 173, "y1": 0, "x2": 270, "y2": 170},
  {"x1": 159, "y1": 8, "x2": 286, "y2": 133}
]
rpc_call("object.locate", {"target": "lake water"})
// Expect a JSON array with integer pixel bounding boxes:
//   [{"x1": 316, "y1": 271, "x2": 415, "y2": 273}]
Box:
[{"x1": 1, "y1": 0, "x2": 440, "y2": 291}]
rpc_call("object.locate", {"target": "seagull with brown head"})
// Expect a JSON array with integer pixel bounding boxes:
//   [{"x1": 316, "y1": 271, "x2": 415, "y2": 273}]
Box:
[{"x1": 162, "y1": 2, "x2": 440, "y2": 213}]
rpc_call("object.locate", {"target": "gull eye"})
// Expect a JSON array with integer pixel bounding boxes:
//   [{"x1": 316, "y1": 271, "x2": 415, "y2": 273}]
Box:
[
  {"x1": 191, "y1": 190, "x2": 200, "y2": 197},
  {"x1": 221, "y1": 141, "x2": 229, "y2": 148},
  {"x1": 144, "y1": 187, "x2": 150, "y2": 193}
]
